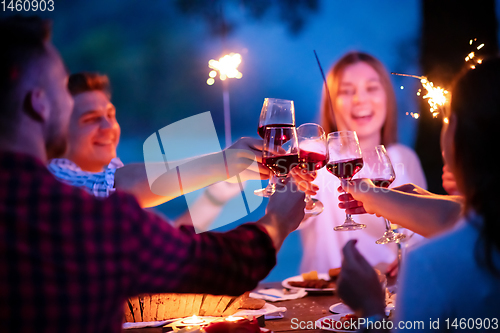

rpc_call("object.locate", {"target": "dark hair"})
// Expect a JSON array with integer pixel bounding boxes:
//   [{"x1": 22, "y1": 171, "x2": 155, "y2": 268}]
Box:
[
  {"x1": 0, "y1": 16, "x2": 51, "y2": 131},
  {"x1": 319, "y1": 52, "x2": 398, "y2": 146},
  {"x1": 68, "y1": 72, "x2": 111, "y2": 98},
  {"x1": 450, "y1": 57, "x2": 500, "y2": 275}
]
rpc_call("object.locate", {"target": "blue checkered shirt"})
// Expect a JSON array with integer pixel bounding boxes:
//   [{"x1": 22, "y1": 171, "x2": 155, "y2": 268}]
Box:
[{"x1": 48, "y1": 157, "x2": 124, "y2": 198}]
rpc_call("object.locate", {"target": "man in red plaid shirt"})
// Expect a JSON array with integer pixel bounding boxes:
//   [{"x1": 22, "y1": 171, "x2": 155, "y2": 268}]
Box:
[{"x1": 0, "y1": 16, "x2": 306, "y2": 333}]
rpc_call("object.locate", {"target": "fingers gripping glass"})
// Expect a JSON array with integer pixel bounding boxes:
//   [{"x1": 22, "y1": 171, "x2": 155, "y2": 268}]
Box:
[
  {"x1": 358, "y1": 145, "x2": 406, "y2": 244},
  {"x1": 297, "y1": 123, "x2": 328, "y2": 216},
  {"x1": 262, "y1": 127, "x2": 299, "y2": 192},
  {"x1": 326, "y1": 131, "x2": 366, "y2": 231},
  {"x1": 255, "y1": 98, "x2": 295, "y2": 197}
]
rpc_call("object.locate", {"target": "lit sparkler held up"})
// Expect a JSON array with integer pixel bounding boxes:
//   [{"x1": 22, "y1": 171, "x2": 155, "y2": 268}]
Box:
[
  {"x1": 392, "y1": 72, "x2": 449, "y2": 120},
  {"x1": 393, "y1": 40, "x2": 485, "y2": 121},
  {"x1": 207, "y1": 53, "x2": 243, "y2": 147}
]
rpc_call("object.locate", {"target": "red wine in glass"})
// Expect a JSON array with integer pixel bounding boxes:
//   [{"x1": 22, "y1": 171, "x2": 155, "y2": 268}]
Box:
[
  {"x1": 258, "y1": 123, "x2": 294, "y2": 139},
  {"x1": 263, "y1": 154, "x2": 299, "y2": 178},
  {"x1": 371, "y1": 177, "x2": 395, "y2": 188},
  {"x1": 326, "y1": 157, "x2": 364, "y2": 180},
  {"x1": 299, "y1": 150, "x2": 328, "y2": 171}
]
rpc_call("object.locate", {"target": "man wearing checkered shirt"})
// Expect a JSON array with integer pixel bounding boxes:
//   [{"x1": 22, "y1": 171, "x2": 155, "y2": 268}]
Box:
[
  {"x1": 46, "y1": 71, "x2": 257, "y2": 229},
  {"x1": 0, "y1": 16, "x2": 306, "y2": 333}
]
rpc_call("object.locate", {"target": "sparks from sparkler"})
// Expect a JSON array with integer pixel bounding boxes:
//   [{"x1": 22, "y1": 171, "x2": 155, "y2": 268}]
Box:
[
  {"x1": 207, "y1": 53, "x2": 242, "y2": 85},
  {"x1": 394, "y1": 40, "x2": 485, "y2": 122},
  {"x1": 392, "y1": 72, "x2": 449, "y2": 119}
]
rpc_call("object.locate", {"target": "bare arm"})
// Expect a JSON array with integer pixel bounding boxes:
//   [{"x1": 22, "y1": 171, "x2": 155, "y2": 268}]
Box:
[
  {"x1": 114, "y1": 138, "x2": 270, "y2": 208},
  {"x1": 339, "y1": 179, "x2": 463, "y2": 237}
]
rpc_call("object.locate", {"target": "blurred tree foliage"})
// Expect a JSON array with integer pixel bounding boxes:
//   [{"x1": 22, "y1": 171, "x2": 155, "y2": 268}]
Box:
[
  {"x1": 24, "y1": 0, "x2": 319, "y2": 140},
  {"x1": 174, "y1": 0, "x2": 319, "y2": 37}
]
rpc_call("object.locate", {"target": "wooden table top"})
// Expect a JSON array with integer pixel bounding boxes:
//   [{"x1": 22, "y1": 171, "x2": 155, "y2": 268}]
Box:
[{"x1": 124, "y1": 281, "x2": 344, "y2": 333}]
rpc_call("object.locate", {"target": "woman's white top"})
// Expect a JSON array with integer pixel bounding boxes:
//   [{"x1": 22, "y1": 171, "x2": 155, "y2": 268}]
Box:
[{"x1": 299, "y1": 143, "x2": 427, "y2": 272}]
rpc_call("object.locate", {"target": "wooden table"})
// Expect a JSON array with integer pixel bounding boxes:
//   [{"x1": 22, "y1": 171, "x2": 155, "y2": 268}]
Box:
[
  {"x1": 257, "y1": 281, "x2": 341, "y2": 332},
  {"x1": 124, "y1": 281, "x2": 343, "y2": 333}
]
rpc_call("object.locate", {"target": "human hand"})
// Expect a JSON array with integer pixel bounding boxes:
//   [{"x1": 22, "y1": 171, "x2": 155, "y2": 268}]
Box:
[
  {"x1": 442, "y1": 164, "x2": 460, "y2": 195},
  {"x1": 289, "y1": 166, "x2": 319, "y2": 196},
  {"x1": 258, "y1": 178, "x2": 305, "y2": 250},
  {"x1": 224, "y1": 137, "x2": 271, "y2": 183},
  {"x1": 337, "y1": 240, "x2": 386, "y2": 317},
  {"x1": 337, "y1": 178, "x2": 382, "y2": 216}
]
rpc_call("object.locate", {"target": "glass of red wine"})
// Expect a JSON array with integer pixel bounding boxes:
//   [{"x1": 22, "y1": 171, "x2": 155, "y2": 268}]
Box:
[
  {"x1": 262, "y1": 126, "x2": 300, "y2": 190},
  {"x1": 326, "y1": 131, "x2": 366, "y2": 231},
  {"x1": 359, "y1": 145, "x2": 406, "y2": 244},
  {"x1": 255, "y1": 98, "x2": 295, "y2": 197},
  {"x1": 297, "y1": 123, "x2": 328, "y2": 216}
]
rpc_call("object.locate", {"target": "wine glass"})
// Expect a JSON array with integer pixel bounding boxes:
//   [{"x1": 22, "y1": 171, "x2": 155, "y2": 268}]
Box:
[
  {"x1": 262, "y1": 127, "x2": 299, "y2": 189},
  {"x1": 357, "y1": 145, "x2": 406, "y2": 244},
  {"x1": 326, "y1": 131, "x2": 365, "y2": 231},
  {"x1": 297, "y1": 123, "x2": 328, "y2": 216},
  {"x1": 255, "y1": 98, "x2": 295, "y2": 197}
]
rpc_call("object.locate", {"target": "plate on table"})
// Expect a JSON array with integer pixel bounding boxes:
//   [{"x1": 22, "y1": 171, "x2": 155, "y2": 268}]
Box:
[
  {"x1": 315, "y1": 314, "x2": 358, "y2": 332},
  {"x1": 329, "y1": 302, "x2": 353, "y2": 314},
  {"x1": 330, "y1": 302, "x2": 395, "y2": 316},
  {"x1": 282, "y1": 273, "x2": 335, "y2": 292}
]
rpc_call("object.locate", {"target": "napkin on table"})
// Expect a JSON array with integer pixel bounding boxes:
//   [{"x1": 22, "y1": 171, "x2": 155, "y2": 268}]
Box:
[
  {"x1": 232, "y1": 303, "x2": 287, "y2": 320},
  {"x1": 249, "y1": 288, "x2": 307, "y2": 302}
]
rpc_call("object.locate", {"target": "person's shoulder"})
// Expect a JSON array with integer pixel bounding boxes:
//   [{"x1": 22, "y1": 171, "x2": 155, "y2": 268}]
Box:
[{"x1": 408, "y1": 220, "x2": 476, "y2": 263}]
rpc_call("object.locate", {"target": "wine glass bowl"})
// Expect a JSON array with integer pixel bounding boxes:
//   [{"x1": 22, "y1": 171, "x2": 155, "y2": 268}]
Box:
[
  {"x1": 262, "y1": 126, "x2": 300, "y2": 185},
  {"x1": 297, "y1": 123, "x2": 328, "y2": 216},
  {"x1": 257, "y1": 98, "x2": 295, "y2": 138},
  {"x1": 358, "y1": 145, "x2": 406, "y2": 244},
  {"x1": 326, "y1": 131, "x2": 366, "y2": 231},
  {"x1": 255, "y1": 98, "x2": 295, "y2": 197}
]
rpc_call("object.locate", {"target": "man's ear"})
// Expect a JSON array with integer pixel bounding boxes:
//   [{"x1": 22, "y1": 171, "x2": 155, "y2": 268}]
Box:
[{"x1": 24, "y1": 87, "x2": 49, "y2": 122}]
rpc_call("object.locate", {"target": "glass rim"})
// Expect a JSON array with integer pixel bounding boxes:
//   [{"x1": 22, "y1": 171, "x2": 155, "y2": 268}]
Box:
[
  {"x1": 265, "y1": 125, "x2": 297, "y2": 130},
  {"x1": 263, "y1": 97, "x2": 294, "y2": 103},
  {"x1": 327, "y1": 130, "x2": 359, "y2": 140}
]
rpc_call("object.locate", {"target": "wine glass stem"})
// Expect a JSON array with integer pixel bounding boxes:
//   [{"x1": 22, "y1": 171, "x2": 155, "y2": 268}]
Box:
[
  {"x1": 343, "y1": 190, "x2": 351, "y2": 221},
  {"x1": 268, "y1": 175, "x2": 277, "y2": 187},
  {"x1": 384, "y1": 218, "x2": 391, "y2": 231}
]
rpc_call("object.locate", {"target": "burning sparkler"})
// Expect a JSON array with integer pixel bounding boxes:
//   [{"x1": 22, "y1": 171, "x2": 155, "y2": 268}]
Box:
[
  {"x1": 206, "y1": 52, "x2": 243, "y2": 147},
  {"x1": 207, "y1": 53, "x2": 243, "y2": 85},
  {"x1": 392, "y1": 73, "x2": 449, "y2": 119},
  {"x1": 393, "y1": 39, "x2": 485, "y2": 121}
]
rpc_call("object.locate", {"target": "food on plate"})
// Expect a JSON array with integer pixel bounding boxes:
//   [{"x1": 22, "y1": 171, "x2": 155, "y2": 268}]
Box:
[
  {"x1": 289, "y1": 268, "x2": 342, "y2": 289},
  {"x1": 124, "y1": 292, "x2": 265, "y2": 322},
  {"x1": 288, "y1": 279, "x2": 335, "y2": 289},
  {"x1": 301, "y1": 270, "x2": 318, "y2": 280},
  {"x1": 328, "y1": 267, "x2": 341, "y2": 280},
  {"x1": 240, "y1": 298, "x2": 266, "y2": 310}
]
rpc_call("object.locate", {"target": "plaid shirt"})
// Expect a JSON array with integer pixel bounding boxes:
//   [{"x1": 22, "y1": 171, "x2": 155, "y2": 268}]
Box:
[
  {"x1": 0, "y1": 152, "x2": 276, "y2": 333},
  {"x1": 47, "y1": 157, "x2": 124, "y2": 198}
]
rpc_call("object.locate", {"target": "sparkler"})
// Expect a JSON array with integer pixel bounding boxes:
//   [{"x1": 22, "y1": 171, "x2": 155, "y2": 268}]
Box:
[
  {"x1": 207, "y1": 53, "x2": 243, "y2": 85},
  {"x1": 207, "y1": 53, "x2": 243, "y2": 147},
  {"x1": 392, "y1": 73, "x2": 449, "y2": 119},
  {"x1": 392, "y1": 39, "x2": 484, "y2": 121}
]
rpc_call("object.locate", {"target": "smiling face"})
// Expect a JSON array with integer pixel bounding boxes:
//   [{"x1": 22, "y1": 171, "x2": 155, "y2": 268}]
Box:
[
  {"x1": 64, "y1": 90, "x2": 120, "y2": 172},
  {"x1": 333, "y1": 62, "x2": 387, "y2": 144}
]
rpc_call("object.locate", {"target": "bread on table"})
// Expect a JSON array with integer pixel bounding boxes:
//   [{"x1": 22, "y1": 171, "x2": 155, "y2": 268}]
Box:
[{"x1": 124, "y1": 292, "x2": 264, "y2": 322}]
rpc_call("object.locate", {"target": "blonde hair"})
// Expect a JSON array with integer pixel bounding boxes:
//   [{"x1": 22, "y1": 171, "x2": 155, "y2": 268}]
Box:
[{"x1": 319, "y1": 52, "x2": 398, "y2": 146}]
